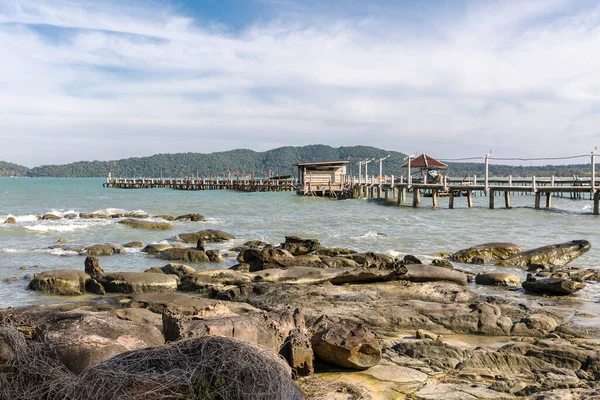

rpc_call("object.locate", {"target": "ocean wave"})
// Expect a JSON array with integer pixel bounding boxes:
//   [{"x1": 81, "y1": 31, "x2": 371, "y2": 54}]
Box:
[
  {"x1": 38, "y1": 248, "x2": 80, "y2": 256},
  {"x1": 0, "y1": 214, "x2": 39, "y2": 222},
  {"x1": 0, "y1": 248, "x2": 25, "y2": 253},
  {"x1": 352, "y1": 231, "x2": 386, "y2": 240}
]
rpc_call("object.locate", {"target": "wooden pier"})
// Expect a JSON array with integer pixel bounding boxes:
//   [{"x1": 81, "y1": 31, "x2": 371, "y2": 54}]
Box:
[
  {"x1": 103, "y1": 177, "x2": 296, "y2": 192},
  {"x1": 351, "y1": 176, "x2": 600, "y2": 214}
]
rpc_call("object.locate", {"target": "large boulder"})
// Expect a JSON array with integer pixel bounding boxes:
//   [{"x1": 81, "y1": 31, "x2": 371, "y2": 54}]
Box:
[
  {"x1": 498, "y1": 240, "x2": 591, "y2": 268},
  {"x1": 316, "y1": 247, "x2": 357, "y2": 257},
  {"x1": 157, "y1": 248, "x2": 210, "y2": 263},
  {"x1": 98, "y1": 272, "x2": 178, "y2": 294},
  {"x1": 141, "y1": 243, "x2": 173, "y2": 254},
  {"x1": 475, "y1": 272, "x2": 521, "y2": 287},
  {"x1": 251, "y1": 266, "x2": 342, "y2": 285},
  {"x1": 86, "y1": 243, "x2": 125, "y2": 256},
  {"x1": 175, "y1": 213, "x2": 205, "y2": 222},
  {"x1": 179, "y1": 269, "x2": 252, "y2": 292},
  {"x1": 178, "y1": 229, "x2": 234, "y2": 243},
  {"x1": 404, "y1": 265, "x2": 468, "y2": 285},
  {"x1": 345, "y1": 252, "x2": 395, "y2": 268},
  {"x1": 4, "y1": 217, "x2": 16, "y2": 224},
  {"x1": 238, "y1": 247, "x2": 299, "y2": 271},
  {"x1": 522, "y1": 275, "x2": 586, "y2": 295},
  {"x1": 280, "y1": 328, "x2": 314, "y2": 376},
  {"x1": 281, "y1": 236, "x2": 321, "y2": 256},
  {"x1": 41, "y1": 213, "x2": 61, "y2": 220},
  {"x1": 159, "y1": 263, "x2": 196, "y2": 277},
  {"x1": 310, "y1": 315, "x2": 381, "y2": 370},
  {"x1": 28, "y1": 269, "x2": 103, "y2": 296},
  {"x1": 36, "y1": 311, "x2": 164, "y2": 374},
  {"x1": 117, "y1": 218, "x2": 172, "y2": 230},
  {"x1": 453, "y1": 243, "x2": 524, "y2": 263}
]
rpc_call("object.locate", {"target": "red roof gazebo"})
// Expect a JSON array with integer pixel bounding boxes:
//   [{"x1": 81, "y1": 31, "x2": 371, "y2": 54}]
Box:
[{"x1": 401, "y1": 153, "x2": 448, "y2": 184}]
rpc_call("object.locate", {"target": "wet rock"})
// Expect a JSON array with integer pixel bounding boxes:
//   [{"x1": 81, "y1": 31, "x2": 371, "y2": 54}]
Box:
[
  {"x1": 86, "y1": 243, "x2": 125, "y2": 256},
  {"x1": 206, "y1": 249, "x2": 223, "y2": 263},
  {"x1": 431, "y1": 258, "x2": 453, "y2": 268},
  {"x1": 141, "y1": 243, "x2": 173, "y2": 254},
  {"x1": 346, "y1": 252, "x2": 395, "y2": 268},
  {"x1": 310, "y1": 315, "x2": 381, "y2": 370},
  {"x1": 112, "y1": 308, "x2": 163, "y2": 330},
  {"x1": 123, "y1": 241, "x2": 144, "y2": 248},
  {"x1": 243, "y1": 240, "x2": 268, "y2": 248},
  {"x1": 416, "y1": 329, "x2": 442, "y2": 341},
  {"x1": 57, "y1": 237, "x2": 68, "y2": 243},
  {"x1": 84, "y1": 256, "x2": 104, "y2": 280},
  {"x1": 41, "y1": 213, "x2": 61, "y2": 220},
  {"x1": 316, "y1": 247, "x2": 357, "y2": 257},
  {"x1": 4, "y1": 277, "x2": 19, "y2": 284},
  {"x1": 153, "y1": 214, "x2": 175, "y2": 221},
  {"x1": 179, "y1": 269, "x2": 252, "y2": 292},
  {"x1": 322, "y1": 257, "x2": 360, "y2": 269},
  {"x1": 498, "y1": 240, "x2": 591, "y2": 268},
  {"x1": 238, "y1": 247, "x2": 298, "y2": 271},
  {"x1": 99, "y1": 272, "x2": 178, "y2": 293},
  {"x1": 175, "y1": 213, "x2": 205, "y2": 222},
  {"x1": 453, "y1": 242, "x2": 524, "y2": 264},
  {"x1": 3, "y1": 217, "x2": 16, "y2": 224},
  {"x1": 124, "y1": 212, "x2": 148, "y2": 219},
  {"x1": 157, "y1": 247, "x2": 210, "y2": 263},
  {"x1": 159, "y1": 263, "x2": 196, "y2": 278},
  {"x1": 118, "y1": 218, "x2": 173, "y2": 230},
  {"x1": 64, "y1": 213, "x2": 78, "y2": 219},
  {"x1": 178, "y1": 229, "x2": 234, "y2": 243},
  {"x1": 80, "y1": 213, "x2": 111, "y2": 219},
  {"x1": 393, "y1": 339, "x2": 472, "y2": 369},
  {"x1": 522, "y1": 275, "x2": 586, "y2": 295},
  {"x1": 28, "y1": 269, "x2": 94, "y2": 296},
  {"x1": 251, "y1": 266, "x2": 341, "y2": 285},
  {"x1": 405, "y1": 265, "x2": 468, "y2": 285},
  {"x1": 328, "y1": 266, "x2": 408, "y2": 285},
  {"x1": 511, "y1": 314, "x2": 558, "y2": 337},
  {"x1": 36, "y1": 311, "x2": 164, "y2": 374},
  {"x1": 475, "y1": 272, "x2": 521, "y2": 287},
  {"x1": 403, "y1": 254, "x2": 422, "y2": 264},
  {"x1": 280, "y1": 328, "x2": 314, "y2": 376},
  {"x1": 281, "y1": 236, "x2": 321, "y2": 256}
]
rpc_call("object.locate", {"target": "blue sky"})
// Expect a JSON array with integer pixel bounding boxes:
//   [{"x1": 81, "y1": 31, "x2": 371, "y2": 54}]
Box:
[{"x1": 1, "y1": 0, "x2": 600, "y2": 166}]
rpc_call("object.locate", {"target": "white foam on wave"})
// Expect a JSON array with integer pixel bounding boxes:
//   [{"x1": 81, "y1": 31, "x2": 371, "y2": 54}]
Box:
[
  {"x1": 39, "y1": 248, "x2": 79, "y2": 256},
  {"x1": 0, "y1": 214, "x2": 39, "y2": 222},
  {"x1": 25, "y1": 224, "x2": 85, "y2": 233},
  {"x1": 0, "y1": 248, "x2": 25, "y2": 253},
  {"x1": 352, "y1": 231, "x2": 381, "y2": 240},
  {"x1": 202, "y1": 218, "x2": 221, "y2": 225},
  {"x1": 582, "y1": 204, "x2": 592, "y2": 210}
]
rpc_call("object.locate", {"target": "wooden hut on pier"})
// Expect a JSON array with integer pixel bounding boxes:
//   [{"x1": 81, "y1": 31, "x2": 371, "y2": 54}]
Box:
[
  {"x1": 401, "y1": 154, "x2": 448, "y2": 184},
  {"x1": 295, "y1": 160, "x2": 352, "y2": 199}
]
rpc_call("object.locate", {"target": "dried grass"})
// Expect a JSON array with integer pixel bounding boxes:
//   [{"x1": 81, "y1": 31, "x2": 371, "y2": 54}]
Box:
[{"x1": 0, "y1": 325, "x2": 304, "y2": 400}]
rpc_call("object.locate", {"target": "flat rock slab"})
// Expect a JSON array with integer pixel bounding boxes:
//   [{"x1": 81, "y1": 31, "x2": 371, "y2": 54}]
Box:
[
  {"x1": 498, "y1": 240, "x2": 591, "y2": 268},
  {"x1": 405, "y1": 265, "x2": 468, "y2": 285},
  {"x1": 121, "y1": 292, "x2": 233, "y2": 316},
  {"x1": 413, "y1": 383, "x2": 515, "y2": 400},
  {"x1": 100, "y1": 272, "x2": 178, "y2": 293},
  {"x1": 476, "y1": 272, "x2": 521, "y2": 287},
  {"x1": 118, "y1": 218, "x2": 173, "y2": 230},
  {"x1": 453, "y1": 243, "x2": 523, "y2": 264},
  {"x1": 178, "y1": 229, "x2": 234, "y2": 243},
  {"x1": 28, "y1": 269, "x2": 93, "y2": 296},
  {"x1": 522, "y1": 277, "x2": 586, "y2": 295},
  {"x1": 361, "y1": 363, "x2": 428, "y2": 383}
]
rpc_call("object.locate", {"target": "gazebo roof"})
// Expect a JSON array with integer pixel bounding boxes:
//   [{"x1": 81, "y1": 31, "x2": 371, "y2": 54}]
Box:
[{"x1": 401, "y1": 154, "x2": 448, "y2": 169}]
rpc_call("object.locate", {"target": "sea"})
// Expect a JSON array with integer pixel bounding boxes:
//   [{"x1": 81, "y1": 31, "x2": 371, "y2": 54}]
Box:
[{"x1": 1, "y1": 177, "x2": 600, "y2": 308}]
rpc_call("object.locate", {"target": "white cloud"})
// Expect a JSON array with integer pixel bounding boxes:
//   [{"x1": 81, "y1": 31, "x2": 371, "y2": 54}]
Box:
[{"x1": 1, "y1": 0, "x2": 600, "y2": 166}]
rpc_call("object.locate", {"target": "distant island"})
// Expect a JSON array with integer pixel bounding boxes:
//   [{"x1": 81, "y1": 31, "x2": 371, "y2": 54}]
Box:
[{"x1": 0, "y1": 145, "x2": 593, "y2": 178}]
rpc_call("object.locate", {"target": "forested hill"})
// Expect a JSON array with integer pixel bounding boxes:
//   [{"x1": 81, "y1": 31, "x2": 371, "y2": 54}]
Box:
[
  {"x1": 0, "y1": 161, "x2": 29, "y2": 177},
  {"x1": 26, "y1": 145, "x2": 408, "y2": 178},
  {"x1": 7, "y1": 145, "x2": 596, "y2": 178}
]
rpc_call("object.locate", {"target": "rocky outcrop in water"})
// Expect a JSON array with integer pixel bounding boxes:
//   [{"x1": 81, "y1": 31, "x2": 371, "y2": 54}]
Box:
[
  {"x1": 453, "y1": 242, "x2": 524, "y2": 263},
  {"x1": 118, "y1": 218, "x2": 173, "y2": 230},
  {"x1": 498, "y1": 240, "x2": 591, "y2": 268}
]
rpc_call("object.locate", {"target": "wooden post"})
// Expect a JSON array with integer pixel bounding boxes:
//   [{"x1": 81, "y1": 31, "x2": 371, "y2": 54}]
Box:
[
  {"x1": 546, "y1": 192, "x2": 552, "y2": 208},
  {"x1": 594, "y1": 190, "x2": 600, "y2": 215},
  {"x1": 432, "y1": 190, "x2": 438, "y2": 208},
  {"x1": 467, "y1": 191, "x2": 473, "y2": 208},
  {"x1": 489, "y1": 189, "x2": 495, "y2": 209},
  {"x1": 504, "y1": 191, "x2": 511, "y2": 208},
  {"x1": 384, "y1": 188, "x2": 389, "y2": 200},
  {"x1": 413, "y1": 188, "x2": 421, "y2": 207},
  {"x1": 534, "y1": 192, "x2": 541, "y2": 209},
  {"x1": 397, "y1": 188, "x2": 402, "y2": 205},
  {"x1": 449, "y1": 191, "x2": 454, "y2": 209},
  {"x1": 401, "y1": 187, "x2": 407, "y2": 204}
]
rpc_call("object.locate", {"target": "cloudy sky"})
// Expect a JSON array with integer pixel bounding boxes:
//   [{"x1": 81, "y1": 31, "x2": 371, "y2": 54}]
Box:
[{"x1": 1, "y1": 0, "x2": 600, "y2": 166}]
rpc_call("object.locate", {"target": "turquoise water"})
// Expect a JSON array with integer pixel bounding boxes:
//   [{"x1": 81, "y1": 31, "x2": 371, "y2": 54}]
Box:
[{"x1": 1, "y1": 178, "x2": 599, "y2": 307}]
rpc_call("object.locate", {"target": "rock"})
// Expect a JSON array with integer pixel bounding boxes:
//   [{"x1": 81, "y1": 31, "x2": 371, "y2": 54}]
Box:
[
  {"x1": 157, "y1": 248, "x2": 210, "y2": 263},
  {"x1": 511, "y1": 314, "x2": 558, "y2": 337},
  {"x1": 310, "y1": 315, "x2": 381, "y2": 370},
  {"x1": 84, "y1": 256, "x2": 104, "y2": 280},
  {"x1": 405, "y1": 265, "x2": 468, "y2": 285},
  {"x1": 238, "y1": 247, "x2": 299, "y2": 272},
  {"x1": 153, "y1": 214, "x2": 175, "y2": 221},
  {"x1": 4, "y1": 277, "x2": 19, "y2": 284},
  {"x1": 316, "y1": 247, "x2": 357, "y2": 257},
  {"x1": 403, "y1": 255, "x2": 422, "y2": 264},
  {"x1": 251, "y1": 266, "x2": 342, "y2": 285},
  {"x1": 57, "y1": 237, "x2": 68, "y2": 243},
  {"x1": 206, "y1": 249, "x2": 223, "y2": 263},
  {"x1": 416, "y1": 329, "x2": 442, "y2": 341},
  {"x1": 522, "y1": 275, "x2": 586, "y2": 295},
  {"x1": 431, "y1": 258, "x2": 453, "y2": 268},
  {"x1": 3, "y1": 217, "x2": 16, "y2": 224},
  {"x1": 122, "y1": 292, "x2": 235, "y2": 316},
  {"x1": 392, "y1": 340, "x2": 472, "y2": 369},
  {"x1": 64, "y1": 213, "x2": 78, "y2": 219},
  {"x1": 346, "y1": 252, "x2": 395, "y2": 268},
  {"x1": 413, "y1": 383, "x2": 515, "y2": 400},
  {"x1": 322, "y1": 257, "x2": 360, "y2": 269},
  {"x1": 243, "y1": 240, "x2": 268, "y2": 248},
  {"x1": 281, "y1": 236, "x2": 321, "y2": 256},
  {"x1": 159, "y1": 263, "x2": 196, "y2": 277},
  {"x1": 280, "y1": 328, "x2": 314, "y2": 376},
  {"x1": 79, "y1": 213, "x2": 111, "y2": 219},
  {"x1": 28, "y1": 269, "x2": 95, "y2": 296},
  {"x1": 124, "y1": 212, "x2": 148, "y2": 219},
  {"x1": 499, "y1": 240, "x2": 591, "y2": 268},
  {"x1": 123, "y1": 241, "x2": 144, "y2": 248},
  {"x1": 179, "y1": 269, "x2": 252, "y2": 292},
  {"x1": 37, "y1": 311, "x2": 164, "y2": 374},
  {"x1": 99, "y1": 272, "x2": 178, "y2": 294},
  {"x1": 475, "y1": 272, "x2": 521, "y2": 287},
  {"x1": 144, "y1": 267, "x2": 165, "y2": 274},
  {"x1": 432, "y1": 251, "x2": 452, "y2": 259},
  {"x1": 141, "y1": 243, "x2": 173, "y2": 254},
  {"x1": 178, "y1": 229, "x2": 234, "y2": 243},
  {"x1": 118, "y1": 218, "x2": 172, "y2": 230},
  {"x1": 175, "y1": 213, "x2": 205, "y2": 222},
  {"x1": 112, "y1": 308, "x2": 163, "y2": 330},
  {"x1": 41, "y1": 213, "x2": 61, "y2": 220},
  {"x1": 86, "y1": 243, "x2": 124, "y2": 256},
  {"x1": 453, "y1": 242, "x2": 524, "y2": 263},
  {"x1": 328, "y1": 266, "x2": 408, "y2": 285}
]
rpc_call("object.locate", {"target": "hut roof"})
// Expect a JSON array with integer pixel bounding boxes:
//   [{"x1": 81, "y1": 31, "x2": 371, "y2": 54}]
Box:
[{"x1": 401, "y1": 154, "x2": 448, "y2": 169}]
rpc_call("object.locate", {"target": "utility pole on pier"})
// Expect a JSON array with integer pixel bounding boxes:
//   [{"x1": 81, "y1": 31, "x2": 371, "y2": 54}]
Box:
[
  {"x1": 364, "y1": 159, "x2": 374, "y2": 184},
  {"x1": 484, "y1": 150, "x2": 492, "y2": 195},
  {"x1": 592, "y1": 147, "x2": 597, "y2": 192},
  {"x1": 377, "y1": 155, "x2": 390, "y2": 184}
]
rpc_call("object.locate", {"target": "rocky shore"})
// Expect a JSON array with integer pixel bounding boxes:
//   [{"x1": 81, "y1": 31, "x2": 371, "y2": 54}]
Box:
[{"x1": 2, "y1": 230, "x2": 600, "y2": 399}]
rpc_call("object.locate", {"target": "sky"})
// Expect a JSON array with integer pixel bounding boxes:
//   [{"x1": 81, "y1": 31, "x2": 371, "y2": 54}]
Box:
[{"x1": 1, "y1": 0, "x2": 600, "y2": 167}]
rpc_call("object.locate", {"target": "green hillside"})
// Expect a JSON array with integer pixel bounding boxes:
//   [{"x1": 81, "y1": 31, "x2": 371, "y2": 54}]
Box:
[{"x1": 0, "y1": 161, "x2": 29, "y2": 177}]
